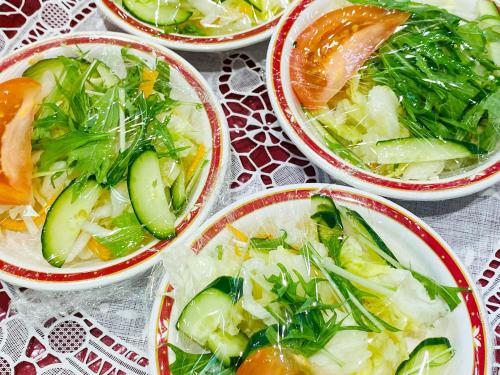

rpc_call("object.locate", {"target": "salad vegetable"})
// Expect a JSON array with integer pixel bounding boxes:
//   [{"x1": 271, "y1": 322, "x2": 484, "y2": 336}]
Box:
[
  {"x1": 0, "y1": 78, "x2": 42, "y2": 205},
  {"x1": 291, "y1": 0, "x2": 500, "y2": 181},
  {"x1": 165, "y1": 194, "x2": 466, "y2": 374},
  {"x1": 0, "y1": 48, "x2": 209, "y2": 267},
  {"x1": 115, "y1": 0, "x2": 291, "y2": 36}
]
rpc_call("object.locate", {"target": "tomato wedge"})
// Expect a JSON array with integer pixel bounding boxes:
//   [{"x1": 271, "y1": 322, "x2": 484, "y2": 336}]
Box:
[
  {"x1": 236, "y1": 347, "x2": 312, "y2": 375},
  {"x1": 0, "y1": 77, "x2": 42, "y2": 205},
  {"x1": 290, "y1": 5, "x2": 409, "y2": 109}
]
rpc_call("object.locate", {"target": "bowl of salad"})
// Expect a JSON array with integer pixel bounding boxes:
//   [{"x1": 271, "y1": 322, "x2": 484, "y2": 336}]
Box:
[
  {"x1": 148, "y1": 184, "x2": 491, "y2": 374},
  {"x1": 0, "y1": 32, "x2": 229, "y2": 290},
  {"x1": 267, "y1": 0, "x2": 500, "y2": 200},
  {"x1": 96, "y1": 0, "x2": 292, "y2": 52}
]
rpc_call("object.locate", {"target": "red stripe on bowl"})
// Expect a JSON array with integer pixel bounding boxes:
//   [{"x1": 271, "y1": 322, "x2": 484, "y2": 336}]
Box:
[
  {"x1": 155, "y1": 187, "x2": 487, "y2": 375},
  {"x1": 0, "y1": 35, "x2": 223, "y2": 283},
  {"x1": 156, "y1": 285, "x2": 174, "y2": 375},
  {"x1": 270, "y1": 0, "x2": 499, "y2": 192}
]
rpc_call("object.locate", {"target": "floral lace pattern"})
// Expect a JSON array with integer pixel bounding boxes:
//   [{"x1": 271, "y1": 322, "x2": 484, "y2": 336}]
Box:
[
  {"x1": 0, "y1": 0, "x2": 97, "y2": 54},
  {"x1": 219, "y1": 52, "x2": 318, "y2": 201},
  {"x1": 0, "y1": 282, "x2": 149, "y2": 375}
]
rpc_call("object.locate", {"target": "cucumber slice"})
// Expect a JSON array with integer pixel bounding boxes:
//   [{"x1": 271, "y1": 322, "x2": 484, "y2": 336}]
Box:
[
  {"x1": 477, "y1": 0, "x2": 500, "y2": 66},
  {"x1": 207, "y1": 332, "x2": 248, "y2": 366},
  {"x1": 171, "y1": 169, "x2": 186, "y2": 212},
  {"x1": 177, "y1": 289, "x2": 234, "y2": 344},
  {"x1": 205, "y1": 276, "x2": 244, "y2": 302},
  {"x1": 123, "y1": 0, "x2": 192, "y2": 26},
  {"x1": 374, "y1": 138, "x2": 478, "y2": 164},
  {"x1": 339, "y1": 207, "x2": 398, "y2": 265},
  {"x1": 311, "y1": 193, "x2": 336, "y2": 213},
  {"x1": 41, "y1": 180, "x2": 102, "y2": 267},
  {"x1": 310, "y1": 194, "x2": 343, "y2": 245},
  {"x1": 128, "y1": 150, "x2": 176, "y2": 240},
  {"x1": 396, "y1": 337, "x2": 454, "y2": 375},
  {"x1": 176, "y1": 277, "x2": 246, "y2": 365},
  {"x1": 23, "y1": 58, "x2": 65, "y2": 95}
]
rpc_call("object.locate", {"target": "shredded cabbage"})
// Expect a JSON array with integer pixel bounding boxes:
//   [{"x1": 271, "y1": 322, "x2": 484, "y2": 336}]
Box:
[
  {"x1": 339, "y1": 235, "x2": 449, "y2": 335},
  {"x1": 165, "y1": 198, "x2": 459, "y2": 374},
  {"x1": 310, "y1": 331, "x2": 371, "y2": 374},
  {"x1": 359, "y1": 332, "x2": 408, "y2": 375}
]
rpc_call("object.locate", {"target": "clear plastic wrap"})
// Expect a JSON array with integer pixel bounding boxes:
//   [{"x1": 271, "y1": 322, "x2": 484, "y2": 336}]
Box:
[
  {"x1": 0, "y1": 32, "x2": 228, "y2": 290},
  {"x1": 105, "y1": 0, "x2": 292, "y2": 37},
  {"x1": 266, "y1": 0, "x2": 500, "y2": 200},
  {"x1": 147, "y1": 184, "x2": 492, "y2": 375}
]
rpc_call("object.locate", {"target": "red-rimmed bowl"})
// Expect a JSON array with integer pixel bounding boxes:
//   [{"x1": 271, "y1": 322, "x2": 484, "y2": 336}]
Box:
[
  {"x1": 0, "y1": 32, "x2": 229, "y2": 290},
  {"x1": 96, "y1": 0, "x2": 284, "y2": 52},
  {"x1": 266, "y1": 0, "x2": 500, "y2": 201},
  {"x1": 148, "y1": 184, "x2": 492, "y2": 375}
]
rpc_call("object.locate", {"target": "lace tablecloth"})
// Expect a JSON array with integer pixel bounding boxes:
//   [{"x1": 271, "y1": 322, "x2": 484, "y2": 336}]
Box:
[{"x1": 0, "y1": 1, "x2": 498, "y2": 374}]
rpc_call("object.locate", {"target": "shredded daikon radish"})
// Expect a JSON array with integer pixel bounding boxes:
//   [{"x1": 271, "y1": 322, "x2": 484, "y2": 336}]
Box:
[
  {"x1": 65, "y1": 232, "x2": 91, "y2": 265},
  {"x1": 92, "y1": 205, "x2": 113, "y2": 220},
  {"x1": 110, "y1": 182, "x2": 129, "y2": 217},
  {"x1": 22, "y1": 216, "x2": 38, "y2": 235},
  {"x1": 77, "y1": 247, "x2": 95, "y2": 260},
  {"x1": 82, "y1": 222, "x2": 113, "y2": 237}
]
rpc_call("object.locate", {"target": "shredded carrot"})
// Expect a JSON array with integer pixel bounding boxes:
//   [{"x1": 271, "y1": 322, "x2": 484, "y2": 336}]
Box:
[
  {"x1": 234, "y1": 245, "x2": 251, "y2": 260},
  {"x1": 0, "y1": 194, "x2": 58, "y2": 232},
  {"x1": 1, "y1": 218, "x2": 28, "y2": 231},
  {"x1": 227, "y1": 224, "x2": 248, "y2": 242},
  {"x1": 88, "y1": 238, "x2": 113, "y2": 261},
  {"x1": 186, "y1": 144, "x2": 206, "y2": 181},
  {"x1": 139, "y1": 68, "x2": 159, "y2": 98},
  {"x1": 234, "y1": 245, "x2": 242, "y2": 257}
]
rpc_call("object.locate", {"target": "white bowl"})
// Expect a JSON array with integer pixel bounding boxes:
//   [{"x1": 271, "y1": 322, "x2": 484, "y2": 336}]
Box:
[
  {"x1": 96, "y1": 0, "x2": 283, "y2": 52},
  {"x1": 0, "y1": 32, "x2": 229, "y2": 290},
  {"x1": 148, "y1": 184, "x2": 492, "y2": 375},
  {"x1": 266, "y1": 0, "x2": 500, "y2": 201}
]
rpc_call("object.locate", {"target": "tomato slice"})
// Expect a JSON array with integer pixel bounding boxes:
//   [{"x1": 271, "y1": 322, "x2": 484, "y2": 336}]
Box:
[
  {"x1": 290, "y1": 5, "x2": 409, "y2": 109},
  {"x1": 0, "y1": 77, "x2": 42, "y2": 205},
  {"x1": 236, "y1": 347, "x2": 312, "y2": 375}
]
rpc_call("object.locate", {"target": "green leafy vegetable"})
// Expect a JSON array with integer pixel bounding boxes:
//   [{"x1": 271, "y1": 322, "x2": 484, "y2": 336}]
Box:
[
  {"x1": 306, "y1": 114, "x2": 367, "y2": 169},
  {"x1": 257, "y1": 263, "x2": 354, "y2": 356},
  {"x1": 105, "y1": 121, "x2": 147, "y2": 186},
  {"x1": 351, "y1": 0, "x2": 499, "y2": 152},
  {"x1": 168, "y1": 344, "x2": 234, "y2": 375},
  {"x1": 249, "y1": 230, "x2": 292, "y2": 250},
  {"x1": 149, "y1": 118, "x2": 179, "y2": 160},
  {"x1": 311, "y1": 197, "x2": 468, "y2": 312},
  {"x1": 153, "y1": 60, "x2": 171, "y2": 96},
  {"x1": 410, "y1": 271, "x2": 465, "y2": 312},
  {"x1": 37, "y1": 131, "x2": 110, "y2": 171},
  {"x1": 302, "y1": 243, "x2": 399, "y2": 333},
  {"x1": 95, "y1": 211, "x2": 147, "y2": 258}
]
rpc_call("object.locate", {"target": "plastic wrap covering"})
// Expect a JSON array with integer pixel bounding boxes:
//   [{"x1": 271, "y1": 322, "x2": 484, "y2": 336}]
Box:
[
  {"x1": 0, "y1": 32, "x2": 228, "y2": 290},
  {"x1": 148, "y1": 184, "x2": 491, "y2": 375},
  {"x1": 266, "y1": 0, "x2": 500, "y2": 200},
  {"x1": 102, "y1": 0, "x2": 291, "y2": 37}
]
